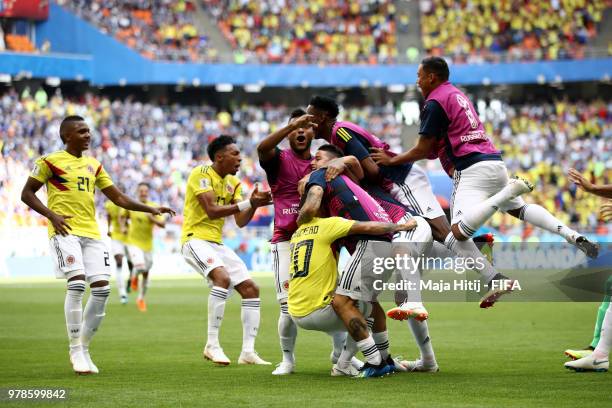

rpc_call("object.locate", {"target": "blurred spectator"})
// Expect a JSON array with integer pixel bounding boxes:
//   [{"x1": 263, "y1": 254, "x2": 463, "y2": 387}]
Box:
[
  {"x1": 421, "y1": 0, "x2": 607, "y2": 63},
  {"x1": 203, "y1": 0, "x2": 410, "y2": 64},
  {"x1": 57, "y1": 0, "x2": 219, "y2": 62}
]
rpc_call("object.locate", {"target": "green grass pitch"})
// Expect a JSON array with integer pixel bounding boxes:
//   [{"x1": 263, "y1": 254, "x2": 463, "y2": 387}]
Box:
[{"x1": 1, "y1": 277, "x2": 610, "y2": 408}]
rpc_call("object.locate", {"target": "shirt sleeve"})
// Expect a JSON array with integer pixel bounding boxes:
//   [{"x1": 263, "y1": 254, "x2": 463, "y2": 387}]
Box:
[
  {"x1": 305, "y1": 168, "x2": 326, "y2": 192},
  {"x1": 232, "y1": 182, "x2": 243, "y2": 202},
  {"x1": 191, "y1": 169, "x2": 214, "y2": 196},
  {"x1": 259, "y1": 148, "x2": 281, "y2": 182},
  {"x1": 94, "y1": 164, "x2": 114, "y2": 190},
  {"x1": 336, "y1": 127, "x2": 370, "y2": 161},
  {"x1": 322, "y1": 216, "x2": 356, "y2": 242},
  {"x1": 30, "y1": 156, "x2": 52, "y2": 183},
  {"x1": 419, "y1": 100, "x2": 450, "y2": 138}
]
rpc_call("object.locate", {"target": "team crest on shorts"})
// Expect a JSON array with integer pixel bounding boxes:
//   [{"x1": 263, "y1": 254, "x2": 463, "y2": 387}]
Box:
[
  {"x1": 206, "y1": 257, "x2": 214, "y2": 265},
  {"x1": 283, "y1": 280, "x2": 289, "y2": 290},
  {"x1": 66, "y1": 255, "x2": 76, "y2": 265}
]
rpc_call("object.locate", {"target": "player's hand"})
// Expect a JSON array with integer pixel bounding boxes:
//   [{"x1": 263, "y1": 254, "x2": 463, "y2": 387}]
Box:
[
  {"x1": 396, "y1": 218, "x2": 418, "y2": 232},
  {"x1": 152, "y1": 206, "x2": 175, "y2": 217},
  {"x1": 291, "y1": 114, "x2": 318, "y2": 130},
  {"x1": 107, "y1": 231, "x2": 112, "y2": 237},
  {"x1": 249, "y1": 184, "x2": 273, "y2": 208},
  {"x1": 568, "y1": 168, "x2": 593, "y2": 192},
  {"x1": 600, "y1": 200, "x2": 612, "y2": 222},
  {"x1": 325, "y1": 158, "x2": 346, "y2": 181},
  {"x1": 49, "y1": 213, "x2": 73, "y2": 236},
  {"x1": 370, "y1": 147, "x2": 393, "y2": 166}
]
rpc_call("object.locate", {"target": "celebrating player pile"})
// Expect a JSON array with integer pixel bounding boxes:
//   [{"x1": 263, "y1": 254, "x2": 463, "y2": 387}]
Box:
[{"x1": 21, "y1": 116, "x2": 175, "y2": 375}]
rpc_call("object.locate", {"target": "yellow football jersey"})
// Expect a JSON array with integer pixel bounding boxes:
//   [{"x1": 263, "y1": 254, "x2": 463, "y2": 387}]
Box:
[
  {"x1": 126, "y1": 200, "x2": 159, "y2": 252},
  {"x1": 30, "y1": 150, "x2": 114, "y2": 239},
  {"x1": 287, "y1": 217, "x2": 355, "y2": 317},
  {"x1": 105, "y1": 200, "x2": 128, "y2": 243},
  {"x1": 181, "y1": 165, "x2": 243, "y2": 245}
]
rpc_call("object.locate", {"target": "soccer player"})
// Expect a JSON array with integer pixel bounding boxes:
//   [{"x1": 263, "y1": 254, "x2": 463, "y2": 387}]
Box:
[
  {"x1": 564, "y1": 168, "x2": 610, "y2": 372},
  {"x1": 105, "y1": 198, "x2": 129, "y2": 304},
  {"x1": 257, "y1": 108, "x2": 317, "y2": 375},
  {"x1": 20, "y1": 115, "x2": 175, "y2": 375},
  {"x1": 301, "y1": 145, "x2": 439, "y2": 372},
  {"x1": 181, "y1": 135, "x2": 273, "y2": 366},
  {"x1": 369, "y1": 57, "x2": 598, "y2": 261},
  {"x1": 125, "y1": 182, "x2": 166, "y2": 312},
  {"x1": 306, "y1": 94, "x2": 510, "y2": 309},
  {"x1": 288, "y1": 215, "x2": 417, "y2": 377}
]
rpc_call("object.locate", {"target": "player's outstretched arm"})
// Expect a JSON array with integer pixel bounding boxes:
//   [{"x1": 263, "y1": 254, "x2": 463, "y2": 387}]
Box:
[
  {"x1": 349, "y1": 218, "x2": 417, "y2": 236},
  {"x1": 297, "y1": 185, "x2": 323, "y2": 226},
  {"x1": 234, "y1": 184, "x2": 273, "y2": 227},
  {"x1": 257, "y1": 114, "x2": 317, "y2": 162},
  {"x1": 324, "y1": 155, "x2": 364, "y2": 182},
  {"x1": 568, "y1": 168, "x2": 612, "y2": 199},
  {"x1": 148, "y1": 214, "x2": 167, "y2": 228},
  {"x1": 370, "y1": 135, "x2": 436, "y2": 166},
  {"x1": 21, "y1": 177, "x2": 73, "y2": 236},
  {"x1": 106, "y1": 211, "x2": 112, "y2": 237},
  {"x1": 102, "y1": 185, "x2": 175, "y2": 217}
]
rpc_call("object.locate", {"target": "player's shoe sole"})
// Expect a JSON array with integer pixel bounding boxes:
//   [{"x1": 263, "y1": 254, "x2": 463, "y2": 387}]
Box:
[
  {"x1": 575, "y1": 236, "x2": 599, "y2": 259},
  {"x1": 480, "y1": 276, "x2": 515, "y2": 308},
  {"x1": 386, "y1": 306, "x2": 428, "y2": 322},
  {"x1": 509, "y1": 176, "x2": 534, "y2": 196},
  {"x1": 564, "y1": 349, "x2": 594, "y2": 361}
]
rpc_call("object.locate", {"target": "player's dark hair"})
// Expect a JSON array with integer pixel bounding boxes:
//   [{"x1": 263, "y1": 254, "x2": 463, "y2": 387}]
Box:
[
  {"x1": 59, "y1": 115, "x2": 86, "y2": 143},
  {"x1": 289, "y1": 108, "x2": 306, "y2": 122},
  {"x1": 421, "y1": 56, "x2": 450, "y2": 81},
  {"x1": 207, "y1": 135, "x2": 236, "y2": 161},
  {"x1": 138, "y1": 182, "x2": 151, "y2": 189},
  {"x1": 318, "y1": 144, "x2": 344, "y2": 159},
  {"x1": 309, "y1": 95, "x2": 339, "y2": 118}
]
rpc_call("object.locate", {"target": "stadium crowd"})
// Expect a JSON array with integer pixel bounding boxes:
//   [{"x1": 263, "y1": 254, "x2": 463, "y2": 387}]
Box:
[
  {"x1": 1, "y1": 87, "x2": 610, "y2": 244},
  {"x1": 421, "y1": 0, "x2": 607, "y2": 63},
  {"x1": 53, "y1": 0, "x2": 610, "y2": 64},
  {"x1": 203, "y1": 0, "x2": 403, "y2": 64},
  {"x1": 57, "y1": 0, "x2": 220, "y2": 62}
]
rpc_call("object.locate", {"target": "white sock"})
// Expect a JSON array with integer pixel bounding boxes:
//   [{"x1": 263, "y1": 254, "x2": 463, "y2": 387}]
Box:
[
  {"x1": 518, "y1": 204, "x2": 577, "y2": 242},
  {"x1": 241, "y1": 298, "x2": 261, "y2": 353},
  {"x1": 444, "y1": 233, "x2": 497, "y2": 282},
  {"x1": 331, "y1": 331, "x2": 346, "y2": 363},
  {"x1": 278, "y1": 302, "x2": 297, "y2": 364},
  {"x1": 114, "y1": 261, "x2": 127, "y2": 298},
  {"x1": 594, "y1": 304, "x2": 612, "y2": 359},
  {"x1": 138, "y1": 274, "x2": 149, "y2": 300},
  {"x1": 356, "y1": 335, "x2": 382, "y2": 366},
  {"x1": 428, "y1": 241, "x2": 455, "y2": 258},
  {"x1": 81, "y1": 285, "x2": 110, "y2": 347},
  {"x1": 207, "y1": 286, "x2": 228, "y2": 347},
  {"x1": 407, "y1": 319, "x2": 435, "y2": 363},
  {"x1": 372, "y1": 331, "x2": 390, "y2": 360},
  {"x1": 65, "y1": 280, "x2": 85, "y2": 347},
  {"x1": 337, "y1": 334, "x2": 358, "y2": 369},
  {"x1": 456, "y1": 185, "x2": 520, "y2": 238}
]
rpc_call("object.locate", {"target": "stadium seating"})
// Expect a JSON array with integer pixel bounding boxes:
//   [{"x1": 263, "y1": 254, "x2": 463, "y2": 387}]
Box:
[
  {"x1": 420, "y1": 0, "x2": 607, "y2": 63},
  {"x1": 56, "y1": 0, "x2": 219, "y2": 62},
  {"x1": 203, "y1": 0, "x2": 403, "y2": 64},
  {"x1": 4, "y1": 34, "x2": 36, "y2": 53}
]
